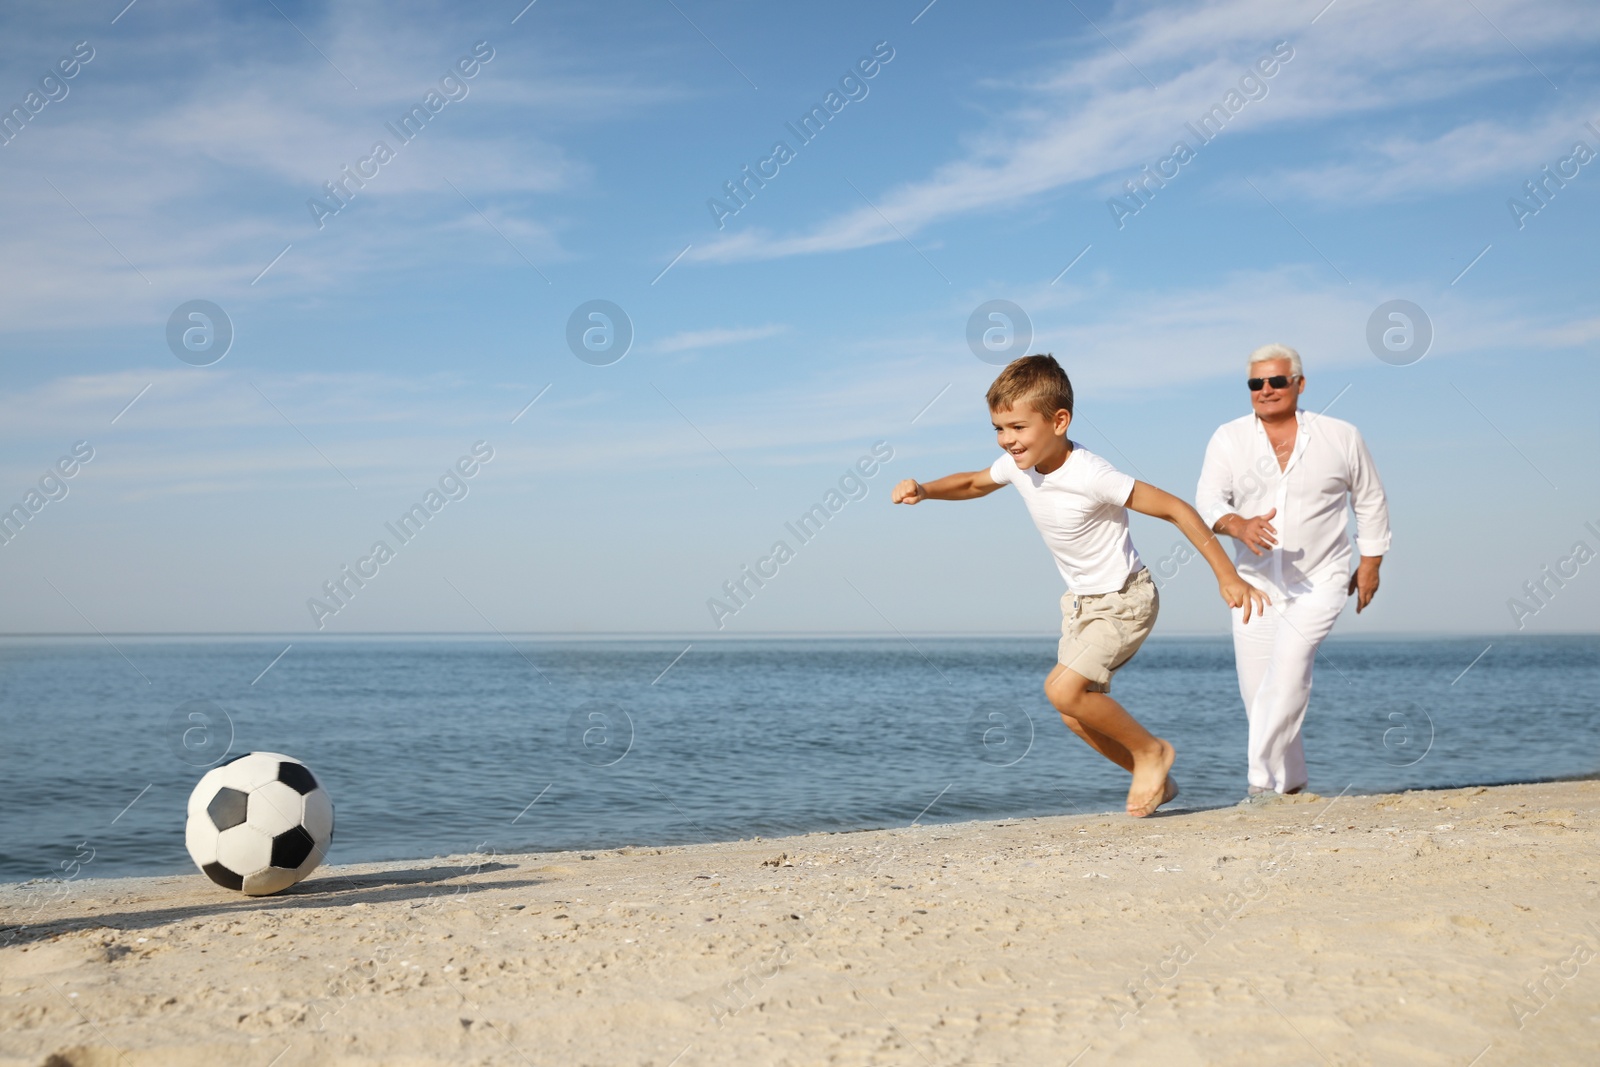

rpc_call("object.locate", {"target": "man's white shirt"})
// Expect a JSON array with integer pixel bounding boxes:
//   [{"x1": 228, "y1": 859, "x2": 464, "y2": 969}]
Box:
[
  {"x1": 1196, "y1": 411, "x2": 1391, "y2": 601},
  {"x1": 990, "y1": 444, "x2": 1142, "y2": 595}
]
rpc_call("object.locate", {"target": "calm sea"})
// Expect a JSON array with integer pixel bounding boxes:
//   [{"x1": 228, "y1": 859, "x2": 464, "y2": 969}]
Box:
[{"x1": 1, "y1": 635, "x2": 1595, "y2": 882}]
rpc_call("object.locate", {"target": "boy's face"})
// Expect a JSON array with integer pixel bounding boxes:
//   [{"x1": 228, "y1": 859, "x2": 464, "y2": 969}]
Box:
[{"x1": 991, "y1": 404, "x2": 1071, "y2": 471}]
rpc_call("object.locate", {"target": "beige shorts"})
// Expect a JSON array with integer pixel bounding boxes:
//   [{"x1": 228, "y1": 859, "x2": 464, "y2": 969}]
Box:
[{"x1": 1059, "y1": 567, "x2": 1159, "y2": 693}]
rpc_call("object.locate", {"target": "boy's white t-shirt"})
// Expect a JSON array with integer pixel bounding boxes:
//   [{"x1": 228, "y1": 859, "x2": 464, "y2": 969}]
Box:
[{"x1": 989, "y1": 443, "x2": 1143, "y2": 595}]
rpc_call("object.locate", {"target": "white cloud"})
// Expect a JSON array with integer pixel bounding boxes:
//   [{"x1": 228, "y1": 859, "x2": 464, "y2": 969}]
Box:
[
  {"x1": 0, "y1": 1, "x2": 660, "y2": 333},
  {"x1": 692, "y1": 0, "x2": 1600, "y2": 264},
  {"x1": 1265, "y1": 112, "x2": 1600, "y2": 202},
  {"x1": 652, "y1": 324, "x2": 788, "y2": 353},
  {"x1": 8, "y1": 265, "x2": 1586, "y2": 500},
  {"x1": 1532, "y1": 315, "x2": 1600, "y2": 348}
]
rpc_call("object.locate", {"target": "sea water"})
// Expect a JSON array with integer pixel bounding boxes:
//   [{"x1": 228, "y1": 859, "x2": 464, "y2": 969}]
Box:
[{"x1": 1, "y1": 634, "x2": 1595, "y2": 881}]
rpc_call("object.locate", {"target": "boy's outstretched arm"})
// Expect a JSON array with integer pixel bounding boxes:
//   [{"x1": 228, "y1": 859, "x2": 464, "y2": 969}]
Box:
[
  {"x1": 1127, "y1": 481, "x2": 1270, "y2": 623},
  {"x1": 892, "y1": 469, "x2": 1001, "y2": 504}
]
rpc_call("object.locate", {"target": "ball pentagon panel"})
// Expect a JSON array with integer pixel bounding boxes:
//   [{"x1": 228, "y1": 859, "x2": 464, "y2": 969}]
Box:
[
  {"x1": 277, "y1": 760, "x2": 319, "y2": 795},
  {"x1": 202, "y1": 862, "x2": 244, "y2": 892},
  {"x1": 271, "y1": 825, "x2": 317, "y2": 870},
  {"x1": 206, "y1": 787, "x2": 249, "y2": 831}
]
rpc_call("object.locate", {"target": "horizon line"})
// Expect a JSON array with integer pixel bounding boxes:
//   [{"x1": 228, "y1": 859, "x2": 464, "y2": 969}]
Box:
[{"x1": 0, "y1": 629, "x2": 1583, "y2": 640}]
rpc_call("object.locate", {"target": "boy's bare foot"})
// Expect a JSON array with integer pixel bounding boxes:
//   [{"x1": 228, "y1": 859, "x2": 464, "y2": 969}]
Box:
[
  {"x1": 1162, "y1": 777, "x2": 1179, "y2": 805},
  {"x1": 1126, "y1": 738, "x2": 1176, "y2": 817}
]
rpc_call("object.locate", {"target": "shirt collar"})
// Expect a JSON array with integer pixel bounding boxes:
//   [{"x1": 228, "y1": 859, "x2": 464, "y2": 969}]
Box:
[{"x1": 1251, "y1": 409, "x2": 1305, "y2": 434}]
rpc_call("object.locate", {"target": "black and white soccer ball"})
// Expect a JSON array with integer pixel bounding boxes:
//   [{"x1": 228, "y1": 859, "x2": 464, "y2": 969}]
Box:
[{"x1": 184, "y1": 751, "x2": 334, "y2": 895}]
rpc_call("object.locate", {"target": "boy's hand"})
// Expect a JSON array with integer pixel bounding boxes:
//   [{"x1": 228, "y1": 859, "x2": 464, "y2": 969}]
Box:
[
  {"x1": 891, "y1": 478, "x2": 927, "y2": 505},
  {"x1": 1220, "y1": 576, "x2": 1270, "y2": 624}
]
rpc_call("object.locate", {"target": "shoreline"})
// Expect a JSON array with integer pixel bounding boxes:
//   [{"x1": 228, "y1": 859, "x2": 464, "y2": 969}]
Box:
[
  {"x1": 4, "y1": 780, "x2": 1596, "y2": 1065},
  {"x1": 8, "y1": 770, "x2": 1596, "y2": 891}
]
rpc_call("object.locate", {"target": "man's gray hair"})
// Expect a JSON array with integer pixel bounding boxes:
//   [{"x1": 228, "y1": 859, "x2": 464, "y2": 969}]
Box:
[{"x1": 1247, "y1": 343, "x2": 1302, "y2": 377}]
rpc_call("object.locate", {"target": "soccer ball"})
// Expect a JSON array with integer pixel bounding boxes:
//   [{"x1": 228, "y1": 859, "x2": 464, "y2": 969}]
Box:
[{"x1": 185, "y1": 751, "x2": 334, "y2": 895}]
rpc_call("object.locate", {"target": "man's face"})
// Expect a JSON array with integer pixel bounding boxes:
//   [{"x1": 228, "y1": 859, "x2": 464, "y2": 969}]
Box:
[
  {"x1": 1249, "y1": 358, "x2": 1305, "y2": 419},
  {"x1": 992, "y1": 404, "x2": 1069, "y2": 471}
]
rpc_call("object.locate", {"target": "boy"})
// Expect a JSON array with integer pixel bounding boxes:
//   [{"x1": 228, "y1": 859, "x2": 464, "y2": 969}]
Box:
[{"x1": 892, "y1": 355, "x2": 1268, "y2": 817}]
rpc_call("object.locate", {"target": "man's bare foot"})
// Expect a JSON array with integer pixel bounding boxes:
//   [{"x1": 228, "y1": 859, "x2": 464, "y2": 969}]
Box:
[
  {"x1": 1161, "y1": 777, "x2": 1179, "y2": 805},
  {"x1": 1126, "y1": 738, "x2": 1176, "y2": 817}
]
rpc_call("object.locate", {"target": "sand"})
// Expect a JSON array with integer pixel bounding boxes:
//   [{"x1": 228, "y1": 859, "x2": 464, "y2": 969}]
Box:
[{"x1": 2, "y1": 780, "x2": 1596, "y2": 1066}]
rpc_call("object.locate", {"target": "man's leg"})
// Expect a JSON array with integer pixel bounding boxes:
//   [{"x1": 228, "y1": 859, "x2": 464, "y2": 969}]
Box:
[
  {"x1": 1249, "y1": 589, "x2": 1346, "y2": 793},
  {"x1": 1045, "y1": 666, "x2": 1174, "y2": 816},
  {"x1": 1231, "y1": 601, "x2": 1277, "y2": 793}
]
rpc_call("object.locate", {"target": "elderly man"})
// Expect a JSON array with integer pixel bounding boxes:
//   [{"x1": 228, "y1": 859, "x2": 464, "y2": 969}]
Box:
[{"x1": 1197, "y1": 344, "x2": 1391, "y2": 797}]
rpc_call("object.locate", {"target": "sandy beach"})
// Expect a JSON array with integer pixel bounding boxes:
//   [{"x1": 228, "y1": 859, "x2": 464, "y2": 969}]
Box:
[{"x1": 2, "y1": 780, "x2": 1596, "y2": 1066}]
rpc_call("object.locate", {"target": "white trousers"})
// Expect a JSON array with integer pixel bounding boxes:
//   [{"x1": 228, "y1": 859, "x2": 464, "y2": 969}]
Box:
[{"x1": 1230, "y1": 586, "x2": 1347, "y2": 794}]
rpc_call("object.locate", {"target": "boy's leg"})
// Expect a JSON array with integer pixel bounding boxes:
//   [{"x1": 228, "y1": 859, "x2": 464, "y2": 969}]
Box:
[
  {"x1": 1045, "y1": 665, "x2": 1175, "y2": 816},
  {"x1": 1053, "y1": 572, "x2": 1171, "y2": 815},
  {"x1": 1046, "y1": 663, "x2": 1134, "y2": 771}
]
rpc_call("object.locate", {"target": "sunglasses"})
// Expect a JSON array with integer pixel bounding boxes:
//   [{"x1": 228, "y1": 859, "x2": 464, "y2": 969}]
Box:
[{"x1": 1248, "y1": 374, "x2": 1299, "y2": 391}]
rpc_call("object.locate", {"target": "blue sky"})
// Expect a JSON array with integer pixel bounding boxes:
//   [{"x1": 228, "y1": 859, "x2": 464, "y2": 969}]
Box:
[{"x1": 0, "y1": 0, "x2": 1596, "y2": 637}]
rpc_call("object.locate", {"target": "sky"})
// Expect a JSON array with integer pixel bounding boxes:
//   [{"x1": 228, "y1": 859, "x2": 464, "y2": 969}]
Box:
[{"x1": 0, "y1": 0, "x2": 1596, "y2": 639}]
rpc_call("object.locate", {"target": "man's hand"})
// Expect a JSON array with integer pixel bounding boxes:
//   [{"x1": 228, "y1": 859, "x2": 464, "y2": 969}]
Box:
[
  {"x1": 1220, "y1": 575, "x2": 1270, "y2": 624},
  {"x1": 891, "y1": 478, "x2": 927, "y2": 504},
  {"x1": 1348, "y1": 556, "x2": 1381, "y2": 612},
  {"x1": 1220, "y1": 509, "x2": 1277, "y2": 556}
]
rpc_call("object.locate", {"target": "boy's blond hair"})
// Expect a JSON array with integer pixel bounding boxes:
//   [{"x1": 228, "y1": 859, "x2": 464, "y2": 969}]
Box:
[{"x1": 986, "y1": 353, "x2": 1074, "y2": 418}]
